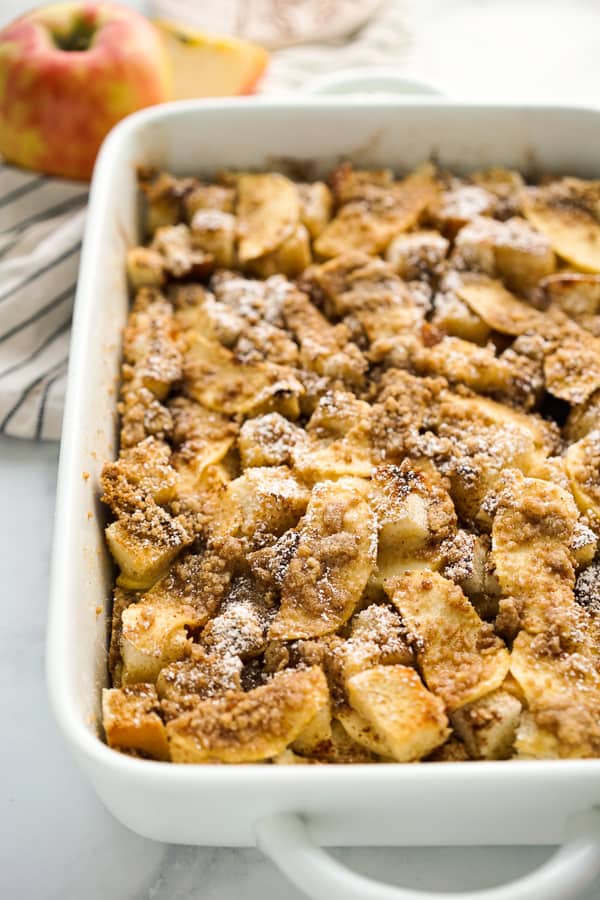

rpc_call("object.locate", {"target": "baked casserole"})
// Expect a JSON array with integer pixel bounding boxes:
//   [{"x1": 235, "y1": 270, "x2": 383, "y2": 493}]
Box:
[{"x1": 100, "y1": 162, "x2": 600, "y2": 764}]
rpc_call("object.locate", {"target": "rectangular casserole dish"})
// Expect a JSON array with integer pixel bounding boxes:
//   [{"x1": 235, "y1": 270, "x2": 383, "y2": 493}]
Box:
[{"x1": 47, "y1": 93, "x2": 600, "y2": 900}]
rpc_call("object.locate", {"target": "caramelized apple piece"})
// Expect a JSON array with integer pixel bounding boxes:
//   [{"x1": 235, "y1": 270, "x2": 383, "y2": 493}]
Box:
[
  {"x1": 247, "y1": 225, "x2": 312, "y2": 278},
  {"x1": 491, "y1": 470, "x2": 578, "y2": 632},
  {"x1": 236, "y1": 173, "x2": 300, "y2": 262},
  {"x1": 369, "y1": 462, "x2": 456, "y2": 581},
  {"x1": 270, "y1": 478, "x2": 376, "y2": 639},
  {"x1": 183, "y1": 330, "x2": 304, "y2": 418},
  {"x1": 211, "y1": 466, "x2": 310, "y2": 550},
  {"x1": 120, "y1": 596, "x2": 199, "y2": 685},
  {"x1": 456, "y1": 274, "x2": 543, "y2": 335},
  {"x1": 386, "y1": 571, "x2": 510, "y2": 710},
  {"x1": 565, "y1": 431, "x2": 600, "y2": 530},
  {"x1": 430, "y1": 391, "x2": 556, "y2": 523},
  {"x1": 522, "y1": 178, "x2": 600, "y2": 272},
  {"x1": 315, "y1": 164, "x2": 439, "y2": 258},
  {"x1": 541, "y1": 272, "x2": 600, "y2": 320}
]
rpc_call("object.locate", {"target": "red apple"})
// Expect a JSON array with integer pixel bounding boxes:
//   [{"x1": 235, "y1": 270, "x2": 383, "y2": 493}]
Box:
[{"x1": 0, "y1": 2, "x2": 171, "y2": 180}]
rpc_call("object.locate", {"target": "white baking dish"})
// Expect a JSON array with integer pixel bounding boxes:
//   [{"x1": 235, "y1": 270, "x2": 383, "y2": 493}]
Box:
[{"x1": 47, "y1": 82, "x2": 600, "y2": 900}]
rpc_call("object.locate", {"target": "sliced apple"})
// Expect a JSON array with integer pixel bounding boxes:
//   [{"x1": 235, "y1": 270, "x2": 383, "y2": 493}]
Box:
[
  {"x1": 456, "y1": 274, "x2": 543, "y2": 335},
  {"x1": 521, "y1": 178, "x2": 600, "y2": 273},
  {"x1": 236, "y1": 173, "x2": 300, "y2": 263},
  {"x1": 153, "y1": 19, "x2": 268, "y2": 99}
]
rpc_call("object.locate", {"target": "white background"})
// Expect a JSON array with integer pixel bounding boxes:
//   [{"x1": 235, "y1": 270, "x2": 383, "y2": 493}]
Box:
[{"x1": 2, "y1": 1, "x2": 600, "y2": 898}]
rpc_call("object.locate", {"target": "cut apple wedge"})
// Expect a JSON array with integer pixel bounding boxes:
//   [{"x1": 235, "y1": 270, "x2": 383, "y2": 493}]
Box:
[{"x1": 154, "y1": 19, "x2": 269, "y2": 99}]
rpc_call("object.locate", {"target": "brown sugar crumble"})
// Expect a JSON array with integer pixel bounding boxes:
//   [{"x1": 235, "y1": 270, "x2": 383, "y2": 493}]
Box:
[{"x1": 100, "y1": 162, "x2": 600, "y2": 764}]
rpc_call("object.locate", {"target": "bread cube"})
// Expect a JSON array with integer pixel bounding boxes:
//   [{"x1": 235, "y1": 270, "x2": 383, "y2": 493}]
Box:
[
  {"x1": 346, "y1": 665, "x2": 449, "y2": 761},
  {"x1": 291, "y1": 701, "x2": 332, "y2": 755},
  {"x1": 451, "y1": 689, "x2": 522, "y2": 759},
  {"x1": 103, "y1": 684, "x2": 169, "y2": 760},
  {"x1": 566, "y1": 390, "x2": 600, "y2": 442},
  {"x1": 431, "y1": 279, "x2": 491, "y2": 346},
  {"x1": 120, "y1": 595, "x2": 202, "y2": 684},
  {"x1": 248, "y1": 225, "x2": 312, "y2": 278},
  {"x1": 430, "y1": 184, "x2": 495, "y2": 237},
  {"x1": 386, "y1": 230, "x2": 449, "y2": 280},
  {"x1": 212, "y1": 467, "x2": 310, "y2": 549},
  {"x1": 157, "y1": 646, "x2": 242, "y2": 709},
  {"x1": 453, "y1": 216, "x2": 556, "y2": 295},
  {"x1": 369, "y1": 463, "x2": 456, "y2": 580},
  {"x1": 335, "y1": 707, "x2": 394, "y2": 758},
  {"x1": 107, "y1": 505, "x2": 190, "y2": 590},
  {"x1": 238, "y1": 413, "x2": 302, "y2": 468},
  {"x1": 190, "y1": 209, "x2": 236, "y2": 268},
  {"x1": 184, "y1": 183, "x2": 235, "y2": 218},
  {"x1": 151, "y1": 224, "x2": 214, "y2": 280},
  {"x1": 126, "y1": 247, "x2": 165, "y2": 289},
  {"x1": 298, "y1": 181, "x2": 333, "y2": 238}
]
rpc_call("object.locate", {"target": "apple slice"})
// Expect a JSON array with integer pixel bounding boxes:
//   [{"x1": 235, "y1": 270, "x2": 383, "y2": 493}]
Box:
[{"x1": 153, "y1": 19, "x2": 268, "y2": 99}]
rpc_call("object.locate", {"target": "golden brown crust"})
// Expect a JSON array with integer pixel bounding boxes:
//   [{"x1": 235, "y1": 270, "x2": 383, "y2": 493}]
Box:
[
  {"x1": 102, "y1": 163, "x2": 600, "y2": 764},
  {"x1": 166, "y1": 667, "x2": 329, "y2": 763}
]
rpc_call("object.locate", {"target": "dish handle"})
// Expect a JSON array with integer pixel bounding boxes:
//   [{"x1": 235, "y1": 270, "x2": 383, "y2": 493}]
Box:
[
  {"x1": 302, "y1": 68, "x2": 443, "y2": 97},
  {"x1": 256, "y1": 809, "x2": 600, "y2": 900}
]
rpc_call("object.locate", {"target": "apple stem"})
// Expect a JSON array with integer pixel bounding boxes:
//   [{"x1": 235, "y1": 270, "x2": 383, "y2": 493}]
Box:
[{"x1": 52, "y1": 17, "x2": 97, "y2": 52}]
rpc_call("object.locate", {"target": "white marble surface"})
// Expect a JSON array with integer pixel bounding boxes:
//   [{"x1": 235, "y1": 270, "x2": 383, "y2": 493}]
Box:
[{"x1": 3, "y1": 0, "x2": 600, "y2": 897}]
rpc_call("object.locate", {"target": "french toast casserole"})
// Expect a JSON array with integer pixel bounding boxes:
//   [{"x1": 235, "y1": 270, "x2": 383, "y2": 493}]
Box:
[{"x1": 100, "y1": 162, "x2": 600, "y2": 764}]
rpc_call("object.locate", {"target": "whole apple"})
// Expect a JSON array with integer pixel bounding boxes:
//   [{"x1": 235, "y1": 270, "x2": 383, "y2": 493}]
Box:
[{"x1": 0, "y1": 2, "x2": 171, "y2": 180}]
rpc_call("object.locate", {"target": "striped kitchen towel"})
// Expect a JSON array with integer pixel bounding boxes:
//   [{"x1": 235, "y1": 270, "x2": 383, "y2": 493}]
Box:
[{"x1": 0, "y1": 164, "x2": 87, "y2": 440}]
